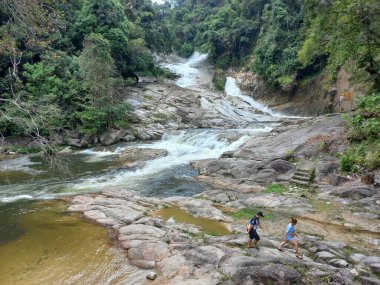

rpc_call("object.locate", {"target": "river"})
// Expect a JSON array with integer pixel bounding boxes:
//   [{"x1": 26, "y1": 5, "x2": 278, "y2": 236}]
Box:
[{"x1": 0, "y1": 52, "x2": 287, "y2": 284}]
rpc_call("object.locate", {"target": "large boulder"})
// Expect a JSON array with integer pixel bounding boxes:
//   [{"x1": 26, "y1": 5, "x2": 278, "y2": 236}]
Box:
[
  {"x1": 220, "y1": 256, "x2": 301, "y2": 285},
  {"x1": 116, "y1": 148, "x2": 168, "y2": 168},
  {"x1": 331, "y1": 186, "x2": 375, "y2": 200},
  {"x1": 99, "y1": 129, "x2": 126, "y2": 146}
]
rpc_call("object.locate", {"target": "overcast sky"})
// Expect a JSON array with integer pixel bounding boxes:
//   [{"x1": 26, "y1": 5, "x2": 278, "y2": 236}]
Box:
[{"x1": 151, "y1": 0, "x2": 165, "y2": 4}]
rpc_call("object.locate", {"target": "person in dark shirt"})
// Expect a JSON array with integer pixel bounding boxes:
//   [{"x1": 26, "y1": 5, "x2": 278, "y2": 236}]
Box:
[{"x1": 247, "y1": 211, "x2": 264, "y2": 248}]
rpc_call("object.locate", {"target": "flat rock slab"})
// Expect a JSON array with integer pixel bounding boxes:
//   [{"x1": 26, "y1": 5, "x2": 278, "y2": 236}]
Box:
[
  {"x1": 119, "y1": 224, "x2": 166, "y2": 238},
  {"x1": 127, "y1": 241, "x2": 169, "y2": 261}
]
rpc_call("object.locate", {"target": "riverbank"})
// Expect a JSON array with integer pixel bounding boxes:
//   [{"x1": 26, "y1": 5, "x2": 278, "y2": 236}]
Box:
[{"x1": 67, "y1": 114, "x2": 380, "y2": 285}]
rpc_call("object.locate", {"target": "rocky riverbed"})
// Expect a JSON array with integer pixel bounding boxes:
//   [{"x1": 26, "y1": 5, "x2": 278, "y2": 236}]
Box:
[{"x1": 67, "y1": 114, "x2": 380, "y2": 285}]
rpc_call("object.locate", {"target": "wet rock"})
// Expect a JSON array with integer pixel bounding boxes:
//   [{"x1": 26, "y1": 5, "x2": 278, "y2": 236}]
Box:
[{"x1": 117, "y1": 148, "x2": 168, "y2": 168}]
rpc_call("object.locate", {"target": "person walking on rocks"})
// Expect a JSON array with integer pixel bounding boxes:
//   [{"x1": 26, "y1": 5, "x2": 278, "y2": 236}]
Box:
[
  {"x1": 247, "y1": 211, "x2": 264, "y2": 248},
  {"x1": 278, "y1": 217, "x2": 303, "y2": 259}
]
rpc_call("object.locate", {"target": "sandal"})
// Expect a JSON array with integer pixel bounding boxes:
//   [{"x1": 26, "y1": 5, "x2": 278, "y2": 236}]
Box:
[
  {"x1": 296, "y1": 255, "x2": 303, "y2": 260},
  {"x1": 277, "y1": 248, "x2": 284, "y2": 252}
]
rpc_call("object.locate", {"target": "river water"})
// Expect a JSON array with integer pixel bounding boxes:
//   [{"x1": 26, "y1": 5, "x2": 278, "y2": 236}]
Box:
[{"x1": 0, "y1": 53, "x2": 285, "y2": 284}]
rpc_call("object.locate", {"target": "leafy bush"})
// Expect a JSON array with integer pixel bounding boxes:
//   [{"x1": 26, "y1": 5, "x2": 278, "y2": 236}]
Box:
[
  {"x1": 342, "y1": 93, "x2": 380, "y2": 171},
  {"x1": 212, "y1": 68, "x2": 227, "y2": 91}
]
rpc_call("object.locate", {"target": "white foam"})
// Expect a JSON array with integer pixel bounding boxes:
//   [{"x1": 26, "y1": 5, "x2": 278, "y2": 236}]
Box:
[
  {"x1": 225, "y1": 77, "x2": 306, "y2": 119},
  {"x1": 163, "y1": 52, "x2": 208, "y2": 88},
  {"x1": 79, "y1": 148, "x2": 124, "y2": 162},
  {"x1": 73, "y1": 128, "x2": 271, "y2": 190},
  {"x1": 0, "y1": 195, "x2": 33, "y2": 203},
  {"x1": 0, "y1": 156, "x2": 42, "y2": 174}
]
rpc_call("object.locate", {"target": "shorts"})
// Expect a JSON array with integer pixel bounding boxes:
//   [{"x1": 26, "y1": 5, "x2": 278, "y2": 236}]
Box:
[{"x1": 249, "y1": 229, "x2": 260, "y2": 241}]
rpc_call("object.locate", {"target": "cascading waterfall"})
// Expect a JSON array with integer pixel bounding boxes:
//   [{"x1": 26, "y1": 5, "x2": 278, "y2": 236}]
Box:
[
  {"x1": 225, "y1": 77, "x2": 277, "y2": 116},
  {"x1": 162, "y1": 52, "x2": 208, "y2": 88},
  {"x1": 73, "y1": 128, "x2": 271, "y2": 191},
  {"x1": 224, "y1": 77, "x2": 306, "y2": 119}
]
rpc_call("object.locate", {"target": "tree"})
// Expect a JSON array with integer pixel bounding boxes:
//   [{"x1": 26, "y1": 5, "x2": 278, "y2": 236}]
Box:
[
  {"x1": 72, "y1": 0, "x2": 129, "y2": 77},
  {"x1": 299, "y1": 0, "x2": 380, "y2": 90},
  {"x1": 79, "y1": 33, "x2": 117, "y2": 133}
]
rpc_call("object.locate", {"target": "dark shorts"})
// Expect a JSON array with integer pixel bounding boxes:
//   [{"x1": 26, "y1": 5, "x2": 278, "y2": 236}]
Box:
[{"x1": 249, "y1": 229, "x2": 260, "y2": 241}]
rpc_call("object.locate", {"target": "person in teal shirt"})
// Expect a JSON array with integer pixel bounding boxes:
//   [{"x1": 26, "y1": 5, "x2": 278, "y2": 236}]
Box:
[{"x1": 277, "y1": 218, "x2": 303, "y2": 259}]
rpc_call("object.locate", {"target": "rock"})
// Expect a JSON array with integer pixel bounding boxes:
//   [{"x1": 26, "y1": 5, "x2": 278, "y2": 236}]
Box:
[
  {"x1": 360, "y1": 276, "x2": 380, "y2": 285},
  {"x1": 117, "y1": 148, "x2": 168, "y2": 169},
  {"x1": 361, "y1": 172, "x2": 375, "y2": 185},
  {"x1": 220, "y1": 256, "x2": 301, "y2": 285},
  {"x1": 328, "y1": 259, "x2": 349, "y2": 268},
  {"x1": 57, "y1": 146, "x2": 72, "y2": 154},
  {"x1": 121, "y1": 133, "x2": 136, "y2": 142},
  {"x1": 67, "y1": 138, "x2": 83, "y2": 148},
  {"x1": 119, "y1": 224, "x2": 166, "y2": 238},
  {"x1": 331, "y1": 186, "x2": 374, "y2": 199},
  {"x1": 127, "y1": 241, "x2": 169, "y2": 261},
  {"x1": 369, "y1": 263, "x2": 380, "y2": 273},
  {"x1": 265, "y1": 159, "x2": 295, "y2": 174},
  {"x1": 213, "y1": 193, "x2": 230, "y2": 203},
  {"x1": 129, "y1": 259, "x2": 155, "y2": 269},
  {"x1": 157, "y1": 254, "x2": 189, "y2": 279},
  {"x1": 316, "y1": 251, "x2": 336, "y2": 261},
  {"x1": 99, "y1": 129, "x2": 126, "y2": 146},
  {"x1": 328, "y1": 174, "x2": 349, "y2": 186},
  {"x1": 146, "y1": 272, "x2": 158, "y2": 280},
  {"x1": 251, "y1": 169, "x2": 276, "y2": 183},
  {"x1": 349, "y1": 253, "x2": 366, "y2": 263},
  {"x1": 316, "y1": 160, "x2": 339, "y2": 181},
  {"x1": 182, "y1": 246, "x2": 225, "y2": 267},
  {"x1": 362, "y1": 256, "x2": 380, "y2": 265},
  {"x1": 102, "y1": 206, "x2": 144, "y2": 224}
]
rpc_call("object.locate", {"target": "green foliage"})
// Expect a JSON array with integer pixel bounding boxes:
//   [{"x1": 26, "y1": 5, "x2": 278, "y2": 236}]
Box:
[
  {"x1": 341, "y1": 93, "x2": 380, "y2": 171},
  {"x1": 230, "y1": 208, "x2": 273, "y2": 220},
  {"x1": 265, "y1": 183, "x2": 287, "y2": 194},
  {"x1": 300, "y1": 0, "x2": 380, "y2": 88},
  {"x1": 77, "y1": 106, "x2": 108, "y2": 134},
  {"x1": 72, "y1": 0, "x2": 129, "y2": 76},
  {"x1": 252, "y1": 0, "x2": 304, "y2": 89},
  {"x1": 212, "y1": 69, "x2": 226, "y2": 91}
]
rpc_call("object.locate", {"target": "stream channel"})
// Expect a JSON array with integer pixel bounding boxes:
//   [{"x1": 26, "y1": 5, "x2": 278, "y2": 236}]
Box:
[{"x1": 0, "y1": 53, "x2": 291, "y2": 284}]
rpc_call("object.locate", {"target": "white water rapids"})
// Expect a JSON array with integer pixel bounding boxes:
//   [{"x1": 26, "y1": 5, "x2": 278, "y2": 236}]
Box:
[{"x1": 1, "y1": 51, "x2": 297, "y2": 202}]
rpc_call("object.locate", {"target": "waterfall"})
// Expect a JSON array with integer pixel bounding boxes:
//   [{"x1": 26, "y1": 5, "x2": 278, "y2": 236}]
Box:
[
  {"x1": 224, "y1": 77, "x2": 277, "y2": 116},
  {"x1": 73, "y1": 128, "x2": 271, "y2": 190},
  {"x1": 162, "y1": 52, "x2": 208, "y2": 88}
]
